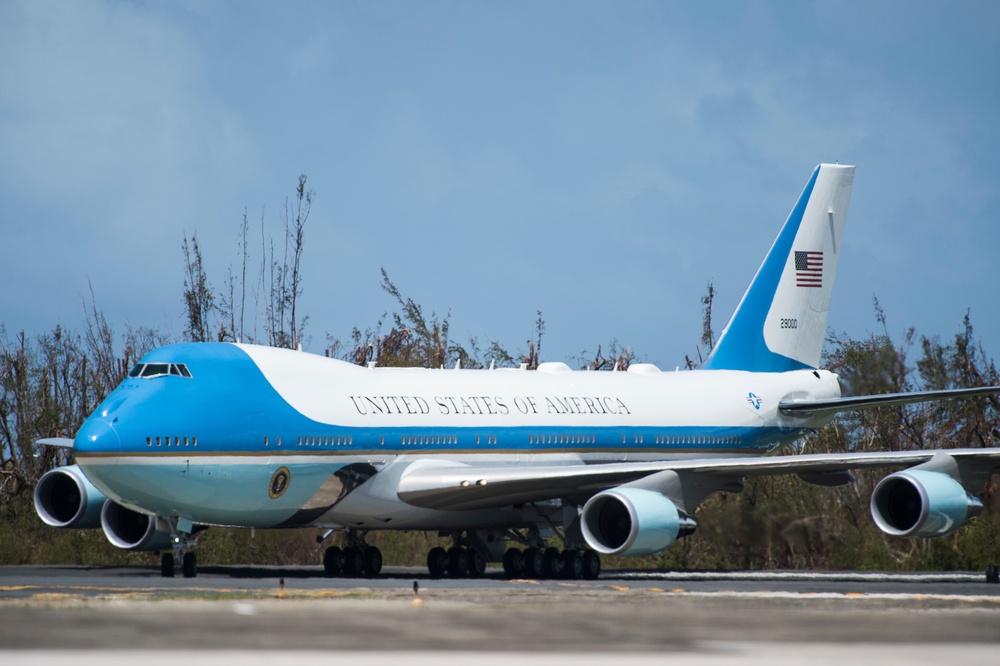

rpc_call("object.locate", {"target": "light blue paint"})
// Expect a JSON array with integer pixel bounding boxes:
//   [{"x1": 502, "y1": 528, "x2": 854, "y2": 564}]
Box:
[{"x1": 703, "y1": 166, "x2": 820, "y2": 373}]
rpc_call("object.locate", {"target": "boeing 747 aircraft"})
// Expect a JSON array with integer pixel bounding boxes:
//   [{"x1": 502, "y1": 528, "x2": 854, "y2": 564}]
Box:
[{"x1": 34, "y1": 164, "x2": 1000, "y2": 579}]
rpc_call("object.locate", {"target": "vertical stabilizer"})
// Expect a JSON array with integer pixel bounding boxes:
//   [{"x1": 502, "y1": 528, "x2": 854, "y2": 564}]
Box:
[{"x1": 703, "y1": 164, "x2": 855, "y2": 372}]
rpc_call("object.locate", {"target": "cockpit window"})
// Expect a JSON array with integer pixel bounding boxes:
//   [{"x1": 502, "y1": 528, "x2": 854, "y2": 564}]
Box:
[
  {"x1": 129, "y1": 363, "x2": 193, "y2": 379},
  {"x1": 141, "y1": 363, "x2": 170, "y2": 377}
]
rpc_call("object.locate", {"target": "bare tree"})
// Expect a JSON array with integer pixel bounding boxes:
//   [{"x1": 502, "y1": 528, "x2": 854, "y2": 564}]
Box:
[
  {"x1": 686, "y1": 281, "x2": 716, "y2": 369},
  {"x1": 701, "y1": 280, "x2": 716, "y2": 352},
  {"x1": 264, "y1": 175, "x2": 312, "y2": 349},
  {"x1": 182, "y1": 233, "x2": 215, "y2": 342}
]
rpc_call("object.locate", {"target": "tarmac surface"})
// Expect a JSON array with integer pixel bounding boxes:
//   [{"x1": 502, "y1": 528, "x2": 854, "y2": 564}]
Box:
[{"x1": 2, "y1": 565, "x2": 999, "y2": 663}]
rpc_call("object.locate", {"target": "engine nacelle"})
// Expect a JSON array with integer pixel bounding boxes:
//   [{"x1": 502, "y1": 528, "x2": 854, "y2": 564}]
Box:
[
  {"x1": 870, "y1": 469, "x2": 983, "y2": 538},
  {"x1": 34, "y1": 465, "x2": 108, "y2": 529},
  {"x1": 580, "y1": 487, "x2": 695, "y2": 556},
  {"x1": 101, "y1": 501, "x2": 173, "y2": 551}
]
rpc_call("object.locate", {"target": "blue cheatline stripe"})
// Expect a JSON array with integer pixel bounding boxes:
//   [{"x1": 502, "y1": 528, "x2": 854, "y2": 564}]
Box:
[
  {"x1": 118, "y1": 424, "x2": 799, "y2": 457},
  {"x1": 702, "y1": 166, "x2": 820, "y2": 373}
]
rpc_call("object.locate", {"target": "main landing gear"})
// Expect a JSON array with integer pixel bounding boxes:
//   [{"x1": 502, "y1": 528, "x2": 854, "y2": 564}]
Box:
[
  {"x1": 501, "y1": 546, "x2": 600, "y2": 580},
  {"x1": 422, "y1": 529, "x2": 602, "y2": 580},
  {"x1": 322, "y1": 529, "x2": 383, "y2": 577},
  {"x1": 426, "y1": 544, "x2": 488, "y2": 578},
  {"x1": 316, "y1": 525, "x2": 602, "y2": 580}
]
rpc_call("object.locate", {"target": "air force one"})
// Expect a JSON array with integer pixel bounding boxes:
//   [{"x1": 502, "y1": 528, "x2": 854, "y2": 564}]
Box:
[{"x1": 34, "y1": 164, "x2": 1000, "y2": 579}]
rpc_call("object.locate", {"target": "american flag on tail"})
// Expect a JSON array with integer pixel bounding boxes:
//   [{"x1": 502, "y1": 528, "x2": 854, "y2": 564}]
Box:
[{"x1": 794, "y1": 251, "x2": 823, "y2": 288}]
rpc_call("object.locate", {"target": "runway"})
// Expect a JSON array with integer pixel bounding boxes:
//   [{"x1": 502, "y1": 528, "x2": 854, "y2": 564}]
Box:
[{"x1": 2, "y1": 565, "x2": 999, "y2": 663}]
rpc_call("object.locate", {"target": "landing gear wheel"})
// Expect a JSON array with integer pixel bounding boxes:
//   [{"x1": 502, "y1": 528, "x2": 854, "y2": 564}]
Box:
[
  {"x1": 427, "y1": 546, "x2": 447, "y2": 577},
  {"x1": 363, "y1": 546, "x2": 383, "y2": 577},
  {"x1": 161, "y1": 552, "x2": 175, "y2": 578},
  {"x1": 342, "y1": 546, "x2": 364, "y2": 577},
  {"x1": 541, "y1": 547, "x2": 562, "y2": 579},
  {"x1": 467, "y1": 548, "x2": 487, "y2": 577},
  {"x1": 561, "y1": 549, "x2": 583, "y2": 580},
  {"x1": 582, "y1": 550, "x2": 601, "y2": 580},
  {"x1": 323, "y1": 546, "x2": 343, "y2": 576},
  {"x1": 182, "y1": 552, "x2": 197, "y2": 578},
  {"x1": 987, "y1": 565, "x2": 999, "y2": 584},
  {"x1": 447, "y1": 546, "x2": 469, "y2": 577},
  {"x1": 502, "y1": 548, "x2": 523, "y2": 578},
  {"x1": 522, "y1": 547, "x2": 543, "y2": 578}
]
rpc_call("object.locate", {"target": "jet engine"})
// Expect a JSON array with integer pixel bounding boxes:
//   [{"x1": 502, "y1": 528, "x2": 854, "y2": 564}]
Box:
[
  {"x1": 580, "y1": 487, "x2": 696, "y2": 556},
  {"x1": 34, "y1": 464, "x2": 107, "y2": 529},
  {"x1": 870, "y1": 469, "x2": 983, "y2": 538},
  {"x1": 101, "y1": 500, "x2": 173, "y2": 551}
]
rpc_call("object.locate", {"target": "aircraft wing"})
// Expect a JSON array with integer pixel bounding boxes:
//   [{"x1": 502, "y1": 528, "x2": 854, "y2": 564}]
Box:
[
  {"x1": 779, "y1": 385, "x2": 1000, "y2": 418},
  {"x1": 397, "y1": 448, "x2": 1000, "y2": 511}
]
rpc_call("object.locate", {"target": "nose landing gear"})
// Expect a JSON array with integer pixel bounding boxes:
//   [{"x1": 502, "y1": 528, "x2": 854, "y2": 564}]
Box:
[{"x1": 160, "y1": 521, "x2": 202, "y2": 578}]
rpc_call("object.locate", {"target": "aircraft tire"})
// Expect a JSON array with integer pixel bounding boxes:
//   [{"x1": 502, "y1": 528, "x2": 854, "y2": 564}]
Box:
[
  {"x1": 562, "y1": 549, "x2": 584, "y2": 580},
  {"x1": 502, "y1": 548, "x2": 523, "y2": 578},
  {"x1": 522, "y1": 547, "x2": 542, "y2": 578},
  {"x1": 161, "y1": 552, "x2": 175, "y2": 578},
  {"x1": 540, "y1": 547, "x2": 561, "y2": 579},
  {"x1": 582, "y1": 550, "x2": 601, "y2": 580},
  {"x1": 323, "y1": 546, "x2": 343, "y2": 576},
  {"x1": 467, "y1": 548, "x2": 487, "y2": 577},
  {"x1": 363, "y1": 546, "x2": 383, "y2": 577},
  {"x1": 987, "y1": 565, "x2": 999, "y2": 584},
  {"x1": 182, "y1": 552, "x2": 197, "y2": 578},
  {"x1": 446, "y1": 546, "x2": 469, "y2": 577},
  {"x1": 427, "y1": 546, "x2": 447, "y2": 577},
  {"x1": 343, "y1": 546, "x2": 364, "y2": 577}
]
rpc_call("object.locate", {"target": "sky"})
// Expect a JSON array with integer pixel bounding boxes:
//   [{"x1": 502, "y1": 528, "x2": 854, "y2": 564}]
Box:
[{"x1": 2, "y1": 1, "x2": 999, "y2": 373}]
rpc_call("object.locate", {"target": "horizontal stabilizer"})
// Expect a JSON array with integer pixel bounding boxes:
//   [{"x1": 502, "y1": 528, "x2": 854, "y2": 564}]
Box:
[{"x1": 779, "y1": 385, "x2": 1000, "y2": 418}]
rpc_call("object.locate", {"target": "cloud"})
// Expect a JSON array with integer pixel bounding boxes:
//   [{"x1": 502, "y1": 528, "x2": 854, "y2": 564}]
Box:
[{"x1": 2, "y1": 1, "x2": 998, "y2": 363}]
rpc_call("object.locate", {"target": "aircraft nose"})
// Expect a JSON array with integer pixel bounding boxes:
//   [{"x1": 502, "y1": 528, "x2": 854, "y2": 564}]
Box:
[{"x1": 75, "y1": 417, "x2": 121, "y2": 456}]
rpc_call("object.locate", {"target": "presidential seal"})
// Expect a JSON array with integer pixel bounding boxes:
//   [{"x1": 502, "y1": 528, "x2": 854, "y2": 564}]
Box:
[{"x1": 269, "y1": 466, "x2": 291, "y2": 499}]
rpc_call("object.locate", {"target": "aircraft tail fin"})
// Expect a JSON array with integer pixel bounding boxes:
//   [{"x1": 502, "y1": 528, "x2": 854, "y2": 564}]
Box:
[{"x1": 703, "y1": 163, "x2": 855, "y2": 372}]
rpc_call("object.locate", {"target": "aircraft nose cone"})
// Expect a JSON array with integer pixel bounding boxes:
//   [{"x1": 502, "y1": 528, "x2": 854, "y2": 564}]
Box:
[{"x1": 75, "y1": 417, "x2": 121, "y2": 456}]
